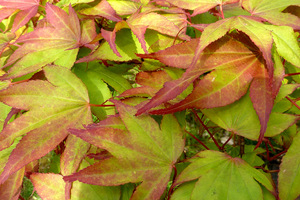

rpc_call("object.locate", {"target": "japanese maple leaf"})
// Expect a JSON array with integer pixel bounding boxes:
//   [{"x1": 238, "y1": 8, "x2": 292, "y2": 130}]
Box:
[
  {"x1": 79, "y1": 0, "x2": 122, "y2": 22},
  {"x1": 64, "y1": 100, "x2": 185, "y2": 200},
  {"x1": 119, "y1": 70, "x2": 173, "y2": 98},
  {"x1": 137, "y1": 15, "x2": 295, "y2": 147},
  {"x1": 242, "y1": 0, "x2": 300, "y2": 30},
  {"x1": 1, "y1": 3, "x2": 81, "y2": 79},
  {"x1": 166, "y1": 0, "x2": 239, "y2": 16},
  {"x1": 173, "y1": 150, "x2": 275, "y2": 199},
  {"x1": 0, "y1": 0, "x2": 40, "y2": 32},
  {"x1": 0, "y1": 65, "x2": 92, "y2": 184},
  {"x1": 98, "y1": 6, "x2": 190, "y2": 57}
]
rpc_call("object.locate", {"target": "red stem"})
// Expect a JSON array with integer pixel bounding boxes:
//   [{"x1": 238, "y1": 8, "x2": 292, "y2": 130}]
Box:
[
  {"x1": 286, "y1": 96, "x2": 300, "y2": 110},
  {"x1": 167, "y1": 165, "x2": 178, "y2": 200},
  {"x1": 89, "y1": 103, "x2": 115, "y2": 107},
  {"x1": 219, "y1": 4, "x2": 225, "y2": 19},
  {"x1": 185, "y1": 130, "x2": 209, "y2": 150},
  {"x1": 10, "y1": 79, "x2": 30, "y2": 85},
  {"x1": 192, "y1": 109, "x2": 222, "y2": 150},
  {"x1": 269, "y1": 149, "x2": 287, "y2": 161},
  {"x1": 221, "y1": 133, "x2": 233, "y2": 150},
  {"x1": 284, "y1": 72, "x2": 300, "y2": 77},
  {"x1": 265, "y1": 141, "x2": 270, "y2": 161}
]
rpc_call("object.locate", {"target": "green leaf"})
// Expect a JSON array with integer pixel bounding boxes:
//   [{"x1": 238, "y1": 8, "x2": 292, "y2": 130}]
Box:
[
  {"x1": 65, "y1": 101, "x2": 185, "y2": 199},
  {"x1": 56, "y1": 0, "x2": 94, "y2": 7},
  {"x1": 278, "y1": 132, "x2": 300, "y2": 200},
  {"x1": 107, "y1": 0, "x2": 140, "y2": 16},
  {"x1": 174, "y1": 150, "x2": 274, "y2": 200},
  {"x1": 202, "y1": 92, "x2": 298, "y2": 140},
  {"x1": 265, "y1": 25, "x2": 300, "y2": 68},
  {"x1": 171, "y1": 181, "x2": 197, "y2": 200},
  {"x1": 0, "y1": 102, "x2": 10, "y2": 131},
  {"x1": 0, "y1": 65, "x2": 92, "y2": 184},
  {"x1": 74, "y1": 62, "x2": 132, "y2": 94},
  {"x1": 73, "y1": 62, "x2": 114, "y2": 120}
]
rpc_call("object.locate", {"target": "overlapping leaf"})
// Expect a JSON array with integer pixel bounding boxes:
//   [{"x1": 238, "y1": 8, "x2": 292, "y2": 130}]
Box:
[
  {"x1": 137, "y1": 15, "x2": 295, "y2": 146},
  {"x1": 0, "y1": 65, "x2": 92, "y2": 184},
  {"x1": 136, "y1": 32, "x2": 262, "y2": 115},
  {"x1": 79, "y1": 0, "x2": 122, "y2": 22},
  {"x1": 0, "y1": 0, "x2": 40, "y2": 32},
  {"x1": 201, "y1": 92, "x2": 298, "y2": 140},
  {"x1": 166, "y1": 0, "x2": 239, "y2": 16},
  {"x1": 1, "y1": 3, "x2": 81, "y2": 79},
  {"x1": 31, "y1": 172, "x2": 121, "y2": 200},
  {"x1": 0, "y1": 167, "x2": 24, "y2": 200},
  {"x1": 278, "y1": 131, "x2": 300, "y2": 200},
  {"x1": 242, "y1": 0, "x2": 300, "y2": 30},
  {"x1": 64, "y1": 100, "x2": 185, "y2": 199},
  {"x1": 173, "y1": 150, "x2": 275, "y2": 200},
  {"x1": 119, "y1": 70, "x2": 173, "y2": 98}
]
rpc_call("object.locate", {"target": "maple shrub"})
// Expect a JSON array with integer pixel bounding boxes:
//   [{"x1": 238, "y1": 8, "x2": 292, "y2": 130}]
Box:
[{"x1": 0, "y1": 0, "x2": 299, "y2": 199}]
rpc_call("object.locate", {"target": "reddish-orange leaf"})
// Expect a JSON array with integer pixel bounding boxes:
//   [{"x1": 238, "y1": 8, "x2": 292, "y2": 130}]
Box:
[
  {"x1": 0, "y1": 168, "x2": 24, "y2": 200},
  {"x1": 151, "y1": 57, "x2": 260, "y2": 114},
  {"x1": 79, "y1": 0, "x2": 122, "y2": 22},
  {"x1": 120, "y1": 70, "x2": 173, "y2": 98},
  {"x1": 136, "y1": 34, "x2": 260, "y2": 115},
  {"x1": 250, "y1": 67, "x2": 273, "y2": 148}
]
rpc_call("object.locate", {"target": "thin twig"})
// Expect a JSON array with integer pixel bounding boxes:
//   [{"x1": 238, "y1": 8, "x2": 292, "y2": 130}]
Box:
[
  {"x1": 185, "y1": 130, "x2": 209, "y2": 150},
  {"x1": 286, "y1": 96, "x2": 300, "y2": 110},
  {"x1": 192, "y1": 109, "x2": 222, "y2": 150}
]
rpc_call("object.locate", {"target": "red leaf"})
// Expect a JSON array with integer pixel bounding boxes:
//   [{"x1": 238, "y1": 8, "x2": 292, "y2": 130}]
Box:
[
  {"x1": 136, "y1": 34, "x2": 260, "y2": 115},
  {"x1": 79, "y1": 0, "x2": 122, "y2": 22},
  {"x1": 151, "y1": 57, "x2": 260, "y2": 114},
  {"x1": 0, "y1": 0, "x2": 39, "y2": 10},
  {"x1": 0, "y1": 168, "x2": 24, "y2": 200},
  {"x1": 101, "y1": 28, "x2": 121, "y2": 57},
  {"x1": 120, "y1": 70, "x2": 173, "y2": 98},
  {"x1": 46, "y1": 3, "x2": 81, "y2": 43},
  {"x1": 250, "y1": 67, "x2": 274, "y2": 148},
  {"x1": 0, "y1": 8, "x2": 16, "y2": 22},
  {"x1": 11, "y1": 6, "x2": 38, "y2": 32},
  {"x1": 80, "y1": 19, "x2": 99, "y2": 49}
]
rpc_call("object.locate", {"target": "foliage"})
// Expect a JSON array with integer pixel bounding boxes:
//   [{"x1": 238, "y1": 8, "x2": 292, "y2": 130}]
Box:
[{"x1": 0, "y1": 0, "x2": 299, "y2": 199}]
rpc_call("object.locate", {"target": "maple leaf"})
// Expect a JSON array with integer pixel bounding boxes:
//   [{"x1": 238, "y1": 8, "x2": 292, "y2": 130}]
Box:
[
  {"x1": 1, "y1": 3, "x2": 81, "y2": 79},
  {"x1": 137, "y1": 15, "x2": 297, "y2": 146},
  {"x1": 119, "y1": 70, "x2": 173, "y2": 98},
  {"x1": 202, "y1": 91, "x2": 299, "y2": 141},
  {"x1": 0, "y1": 168, "x2": 24, "y2": 200},
  {"x1": 107, "y1": 0, "x2": 141, "y2": 16},
  {"x1": 166, "y1": 0, "x2": 239, "y2": 16},
  {"x1": 0, "y1": 0, "x2": 40, "y2": 32},
  {"x1": 0, "y1": 65, "x2": 92, "y2": 184},
  {"x1": 136, "y1": 33, "x2": 261, "y2": 115},
  {"x1": 64, "y1": 100, "x2": 185, "y2": 199},
  {"x1": 31, "y1": 172, "x2": 121, "y2": 200},
  {"x1": 173, "y1": 150, "x2": 275, "y2": 200},
  {"x1": 79, "y1": 0, "x2": 122, "y2": 22},
  {"x1": 242, "y1": 0, "x2": 300, "y2": 30},
  {"x1": 278, "y1": 133, "x2": 300, "y2": 200}
]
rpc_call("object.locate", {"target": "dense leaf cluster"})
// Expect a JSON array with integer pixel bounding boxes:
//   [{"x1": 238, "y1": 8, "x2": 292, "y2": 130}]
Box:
[{"x1": 0, "y1": 0, "x2": 299, "y2": 199}]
